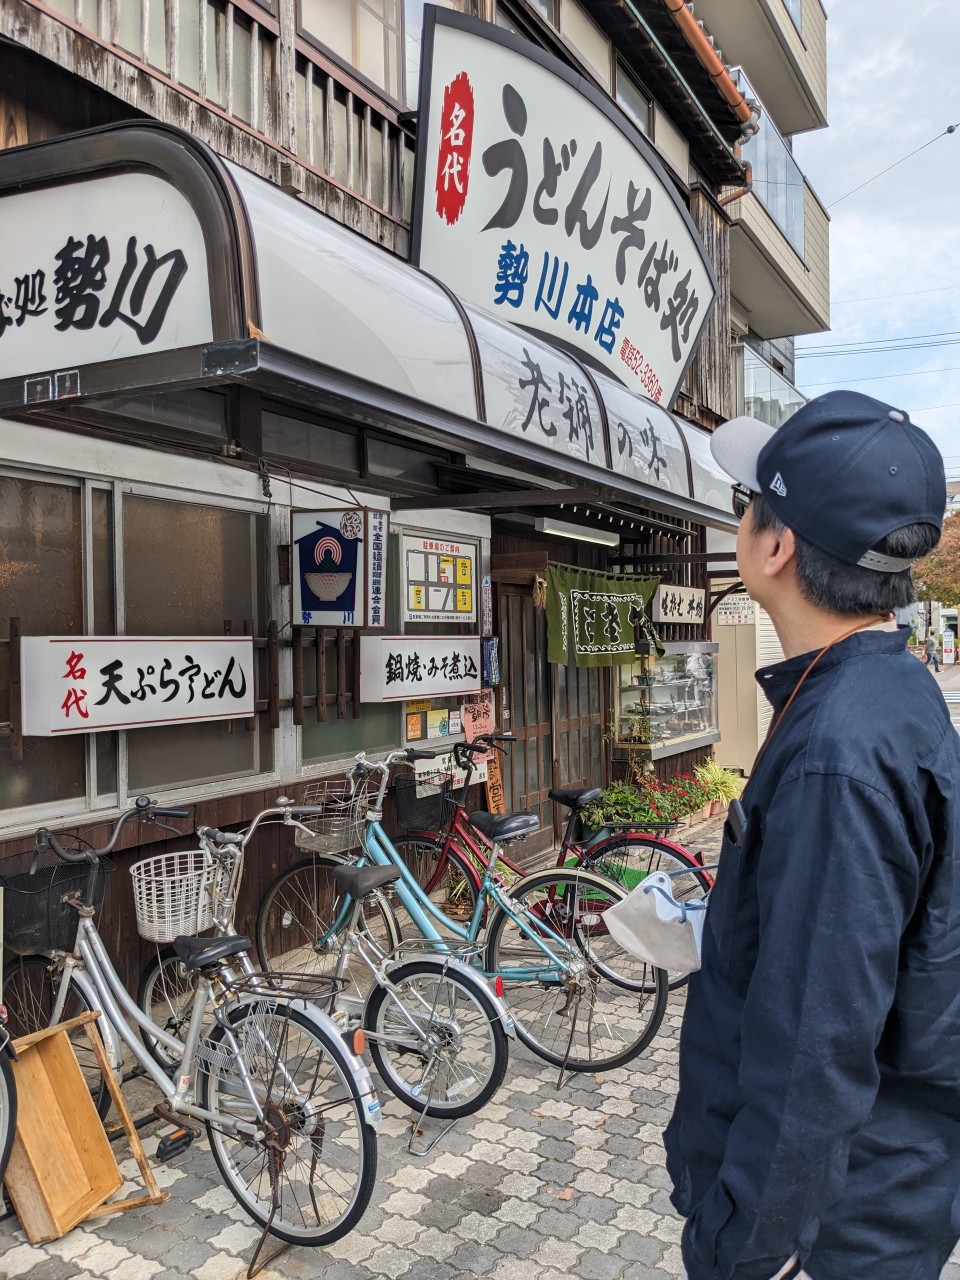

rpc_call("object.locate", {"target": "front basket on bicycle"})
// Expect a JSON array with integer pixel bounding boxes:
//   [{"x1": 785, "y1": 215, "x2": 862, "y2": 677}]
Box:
[
  {"x1": 294, "y1": 778, "x2": 371, "y2": 855},
  {"x1": 130, "y1": 849, "x2": 230, "y2": 943},
  {"x1": 394, "y1": 774, "x2": 455, "y2": 831},
  {"x1": 0, "y1": 841, "x2": 111, "y2": 954}
]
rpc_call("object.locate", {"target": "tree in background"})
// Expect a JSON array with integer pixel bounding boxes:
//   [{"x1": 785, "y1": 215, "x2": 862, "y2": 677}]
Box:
[{"x1": 915, "y1": 512, "x2": 960, "y2": 608}]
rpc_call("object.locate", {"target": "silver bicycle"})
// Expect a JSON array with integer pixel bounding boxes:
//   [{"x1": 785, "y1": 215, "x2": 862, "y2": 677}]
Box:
[
  {"x1": 1, "y1": 801, "x2": 381, "y2": 1248},
  {"x1": 138, "y1": 798, "x2": 515, "y2": 1127}
]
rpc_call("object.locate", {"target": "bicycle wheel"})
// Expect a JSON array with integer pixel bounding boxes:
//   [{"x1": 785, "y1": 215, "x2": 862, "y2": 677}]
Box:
[
  {"x1": 484, "y1": 866, "x2": 667, "y2": 1073},
  {"x1": 0, "y1": 1052, "x2": 16, "y2": 1184},
  {"x1": 2, "y1": 955, "x2": 111, "y2": 1117},
  {"x1": 137, "y1": 948, "x2": 212, "y2": 1071},
  {"x1": 199, "y1": 1000, "x2": 377, "y2": 1245},
  {"x1": 363, "y1": 959, "x2": 508, "y2": 1119},
  {"x1": 256, "y1": 855, "x2": 401, "y2": 989},
  {"x1": 579, "y1": 835, "x2": 712, "y2": 989},
  {"x1": 394, "y1": 839, "x2": 482, "y2": 928}
]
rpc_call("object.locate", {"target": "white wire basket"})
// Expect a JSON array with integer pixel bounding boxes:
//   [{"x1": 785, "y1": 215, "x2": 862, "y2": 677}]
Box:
[
  {"x1": 129, "y1": 849, "x2": 230, "y2": 943},
  {"x1": 294, "y1": 778, "x2": 371, "y2": 855}
]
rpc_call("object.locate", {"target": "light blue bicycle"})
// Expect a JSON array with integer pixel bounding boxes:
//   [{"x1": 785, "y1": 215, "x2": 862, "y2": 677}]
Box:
[{"x1": 258, "y1": 749, "x2": 668, "y2": 1076}]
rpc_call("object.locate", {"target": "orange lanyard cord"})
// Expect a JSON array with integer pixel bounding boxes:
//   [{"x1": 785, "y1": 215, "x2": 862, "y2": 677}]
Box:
[{"x1": 755, "y1": 616, "x2": 889, "y2": 768}]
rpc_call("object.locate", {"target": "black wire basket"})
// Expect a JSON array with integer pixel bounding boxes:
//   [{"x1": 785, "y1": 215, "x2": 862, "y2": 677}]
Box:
[
  {"x1": 0, "y1": 837, "x2": 111, "y2": 955},
  {"x1": 394, "y1": 774, "x2": 456, "y2": 832}
]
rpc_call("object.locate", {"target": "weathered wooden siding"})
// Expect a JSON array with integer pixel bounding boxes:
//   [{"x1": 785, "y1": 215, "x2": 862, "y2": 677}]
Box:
[
  {"x1": 0, "y1": 0, "x2": 411, "y2": 255},
  {"x1": 688, "y1": 188, "x2": 732, "y2": 426}
]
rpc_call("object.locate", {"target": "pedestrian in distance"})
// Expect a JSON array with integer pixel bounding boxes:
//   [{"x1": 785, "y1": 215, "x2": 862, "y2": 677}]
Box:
[
  {"x1": 926, "y1": 632, "x2": 941, "y2": 672},
  {"x1": 665, "y1": 390, "x2": 959, "y2": 1280}
]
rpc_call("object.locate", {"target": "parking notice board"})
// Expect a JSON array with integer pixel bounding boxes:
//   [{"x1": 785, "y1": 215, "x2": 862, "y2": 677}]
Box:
[{"x1": 403, "y1": 535, "x2": 477, "y2": 623}]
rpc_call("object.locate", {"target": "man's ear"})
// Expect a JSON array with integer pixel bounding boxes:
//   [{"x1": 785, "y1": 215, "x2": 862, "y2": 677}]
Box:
[{"x1": 763, "y1": 523, "x2": 797, "y2": 580}]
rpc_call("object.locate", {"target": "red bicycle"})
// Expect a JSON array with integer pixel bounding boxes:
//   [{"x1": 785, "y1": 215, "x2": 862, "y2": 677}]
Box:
[{"x1": 395, "y1": 734, "x2": 713, "y2": 988}]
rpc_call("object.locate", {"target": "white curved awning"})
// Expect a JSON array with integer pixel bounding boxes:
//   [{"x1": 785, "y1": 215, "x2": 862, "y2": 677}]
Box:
[{"x1": 0, "y1": 122, "x2": 735, "y2": 528}]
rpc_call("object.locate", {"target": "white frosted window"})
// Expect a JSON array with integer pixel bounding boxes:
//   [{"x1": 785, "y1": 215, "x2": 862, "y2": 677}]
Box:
[
  {"x1": 653, "y1": 105, "x2": 690, "y2": 182},
  {"x1": 559, "y1": 0, "x2": 610, "y2": 88}
]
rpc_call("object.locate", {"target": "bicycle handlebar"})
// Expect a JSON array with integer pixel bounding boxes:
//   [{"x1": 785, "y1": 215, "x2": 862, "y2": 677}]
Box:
[
  {"x1": 197, "y1": 827, "x2": 243, "y2": 846},
  {"x1": 35, "y1": 797, "x2": 172, "y2": 865},
  {"x1": 453, "y1": 732, "x2": 516, "y2": 770}
]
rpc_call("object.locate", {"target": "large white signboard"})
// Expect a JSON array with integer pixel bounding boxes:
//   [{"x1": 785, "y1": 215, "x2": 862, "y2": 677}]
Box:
[
  {"x1": 360, "y1": 636, "x2": 482, "y2": 702},
  {"x1": 21, "y1": 636, "x2": 254, "y2": 735},
  {"x1": 412, "y1": 10, "x2": 717, "y2": 409},
  {"x1": 0, "y1": 173, "x2": 212, "y2": 383}
]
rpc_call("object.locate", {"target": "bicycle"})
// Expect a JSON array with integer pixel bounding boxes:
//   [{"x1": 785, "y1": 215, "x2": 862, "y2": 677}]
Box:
[
  {"x1": 392, "y1": 734, "x2": 714, "y2": 989},
  {"x1": 0, "y1": 1007, "x2": 16, "y2": 1186},
  {"x1": 138, "y1": 800, "x2": 514, "y2": 1126},
  {"x1": 0, "y1": 801, "x2": 381, "y2": 1248},
  {"x1": 257, "y1": 749, "x2": 668, "y2": 1077}
]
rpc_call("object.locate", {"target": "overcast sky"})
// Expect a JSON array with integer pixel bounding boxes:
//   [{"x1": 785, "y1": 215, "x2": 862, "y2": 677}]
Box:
[{"x1": 791, "y1": 0, "x2": 960, "y2": 475}]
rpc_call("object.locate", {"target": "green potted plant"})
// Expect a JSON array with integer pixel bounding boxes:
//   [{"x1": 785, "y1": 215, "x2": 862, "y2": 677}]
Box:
[{"x1": 694, "y1": 759, "x2": 746, "y2": 816}]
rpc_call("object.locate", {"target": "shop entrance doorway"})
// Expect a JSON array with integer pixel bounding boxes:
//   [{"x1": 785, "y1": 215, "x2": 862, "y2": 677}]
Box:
[{"x1": 498, "y1": 584, "x2": 606, "y2": 854}]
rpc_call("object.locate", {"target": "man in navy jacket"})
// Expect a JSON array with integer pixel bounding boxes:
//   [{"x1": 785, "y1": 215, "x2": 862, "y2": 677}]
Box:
[{"x1": 665, "y1": 391, "x2": 960, "y2": 1280}]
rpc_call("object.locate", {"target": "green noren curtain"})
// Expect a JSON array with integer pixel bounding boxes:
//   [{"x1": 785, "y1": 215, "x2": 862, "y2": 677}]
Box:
[{"x1": 546, "y1": 566, "x2": 662, "y2": 668}]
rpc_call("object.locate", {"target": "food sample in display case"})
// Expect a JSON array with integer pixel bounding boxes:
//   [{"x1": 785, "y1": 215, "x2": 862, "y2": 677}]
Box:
[{"x1": 614, "y1": 642, "x2": 719, "y2": 760}]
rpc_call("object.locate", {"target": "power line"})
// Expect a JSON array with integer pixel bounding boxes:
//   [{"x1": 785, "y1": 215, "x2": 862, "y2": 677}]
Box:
[
  {"x1": 833, "y1": 283, "x2": 960, "y2": 306},
  {"x1": 797, "y1": 339, "x2": 960, "y2": 359},
  {"x1": 826, "y1": 123, "x2": 960, "y2": 208},
  {"x1": 799, "y1": 328, "x2": 960, "y2": 352}
]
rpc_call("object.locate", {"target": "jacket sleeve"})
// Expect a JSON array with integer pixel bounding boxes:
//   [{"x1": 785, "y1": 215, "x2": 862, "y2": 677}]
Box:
[{"x1": 681, "y1": 770, "x2": 920, "y2": 1280}]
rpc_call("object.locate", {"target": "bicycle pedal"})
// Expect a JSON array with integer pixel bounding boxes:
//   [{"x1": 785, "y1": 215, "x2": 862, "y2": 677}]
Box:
[{"x1": 156, "y1": 1128, "x2": 196, "y2": 1162}]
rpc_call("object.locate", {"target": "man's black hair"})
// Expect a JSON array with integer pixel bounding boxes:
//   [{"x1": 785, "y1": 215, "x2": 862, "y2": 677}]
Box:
[{"x1": 750, "y1": 493, "x2": 940, "y2": 617}]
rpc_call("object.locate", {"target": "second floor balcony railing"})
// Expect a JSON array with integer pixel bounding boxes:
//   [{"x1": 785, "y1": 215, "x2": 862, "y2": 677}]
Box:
[
  {"x1": 740, "y1": 347, "x2": 806, "y2": 428},
  {"x1": 732, "y1": 70, "x2": 805, "y2": 256}
]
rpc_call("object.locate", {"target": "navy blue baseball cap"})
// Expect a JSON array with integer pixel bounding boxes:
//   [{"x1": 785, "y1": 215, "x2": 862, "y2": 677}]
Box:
[{"x1": 711, "y1": 390, "x2": 946, "y2": 571}]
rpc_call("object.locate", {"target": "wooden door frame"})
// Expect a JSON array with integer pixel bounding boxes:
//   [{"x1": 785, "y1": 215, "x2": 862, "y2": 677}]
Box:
[{"x1": 497, "y1": 583, "x2": 554, "y2": 860}]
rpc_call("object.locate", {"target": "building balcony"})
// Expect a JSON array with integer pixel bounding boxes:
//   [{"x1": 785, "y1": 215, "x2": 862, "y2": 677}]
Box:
[
  {"x1": 736, "y1": 346, "x2": 807, "y2": 426},
  {"x1": 686, "y1": 0, "x2": 827, "y2": 136},
  {"x1": 725, "y1": 70, "x2": 829, "y2": 340},
  {"x1": 728, "y1": 176, "x2": 830, "y2": 339}
]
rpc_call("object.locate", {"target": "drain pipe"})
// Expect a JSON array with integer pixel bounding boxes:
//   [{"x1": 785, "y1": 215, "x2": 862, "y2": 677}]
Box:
[
  {"x1": 616, "y1": 0, "x2": 748, "y2": 175},
  {"x1": 661, "y1": 0, "x2": 760, "y2": 136},
  {"x1": 719, "y1": 162, "x2": 753, "y2": 206}
]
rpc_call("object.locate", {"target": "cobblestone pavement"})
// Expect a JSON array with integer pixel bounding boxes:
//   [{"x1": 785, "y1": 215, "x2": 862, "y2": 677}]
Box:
[{"x1": 1, "y1": 819, "x2": 957, "y2": 1280}]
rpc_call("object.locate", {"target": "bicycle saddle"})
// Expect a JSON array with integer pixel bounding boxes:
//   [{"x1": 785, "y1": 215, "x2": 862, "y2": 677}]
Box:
[
  {"x1": 548, "y1": 787, "x2": 602, "y2": 810},
  {"x1": 469, "y1": 811, "x2": 540, "y2": 843},
  {"x1": 172, "y1": 934, "x2": 252, "y2": 971},
  {"x1": 332, "y1": 864, "x2": 400, "y2": 899}
]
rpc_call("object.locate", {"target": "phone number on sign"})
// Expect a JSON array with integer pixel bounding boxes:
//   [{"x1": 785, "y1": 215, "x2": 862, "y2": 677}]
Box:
[{"x1": 619, "y1": 338, "x2": 663, "y2": 403}]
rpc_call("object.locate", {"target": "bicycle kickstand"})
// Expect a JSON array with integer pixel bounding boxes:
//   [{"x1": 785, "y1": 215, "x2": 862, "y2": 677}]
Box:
[{"x1": 407, "y1": 1091, "x2": 460, "y2": 1159}]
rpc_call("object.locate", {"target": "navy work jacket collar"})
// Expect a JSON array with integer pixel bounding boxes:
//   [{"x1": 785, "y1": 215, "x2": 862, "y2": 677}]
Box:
[{"x1": 755, "y1": 625, "x2": 910, "y2": 716}]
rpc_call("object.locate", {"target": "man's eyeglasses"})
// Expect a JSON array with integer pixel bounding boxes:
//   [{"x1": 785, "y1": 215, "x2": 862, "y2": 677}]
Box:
[{"x1": 731, "y1": 484, "x2": 754, "y2": 521}]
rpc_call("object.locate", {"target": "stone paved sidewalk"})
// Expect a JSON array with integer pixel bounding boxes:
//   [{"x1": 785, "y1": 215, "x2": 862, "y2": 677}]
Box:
[{"x1": 1, "y1": 817, "x2": 957, "y2": 1280}]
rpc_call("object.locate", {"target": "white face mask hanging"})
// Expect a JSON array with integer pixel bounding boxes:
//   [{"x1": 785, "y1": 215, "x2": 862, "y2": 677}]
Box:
[{"x1": 604, "y1": 870, "x2": 709, "y2": 975}]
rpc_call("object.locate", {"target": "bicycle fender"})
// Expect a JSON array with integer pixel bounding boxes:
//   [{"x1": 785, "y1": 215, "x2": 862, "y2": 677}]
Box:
[
  {"x1": 267, "y1": 994, "x2": 383, "y2": 1132},
  {"x1": 385, "y1": 953, "x2": 516, "y2": 1040}
]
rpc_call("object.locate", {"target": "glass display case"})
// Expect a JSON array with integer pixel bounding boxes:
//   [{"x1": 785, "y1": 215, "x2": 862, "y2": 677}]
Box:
[{"x1": 614, "y1": 641, "x2": 720, "y2": 760}]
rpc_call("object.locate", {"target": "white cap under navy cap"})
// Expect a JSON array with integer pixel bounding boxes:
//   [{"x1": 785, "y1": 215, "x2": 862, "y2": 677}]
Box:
[{"x1": 711, "y1": 390, "x2": 946, "y2": 572}]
